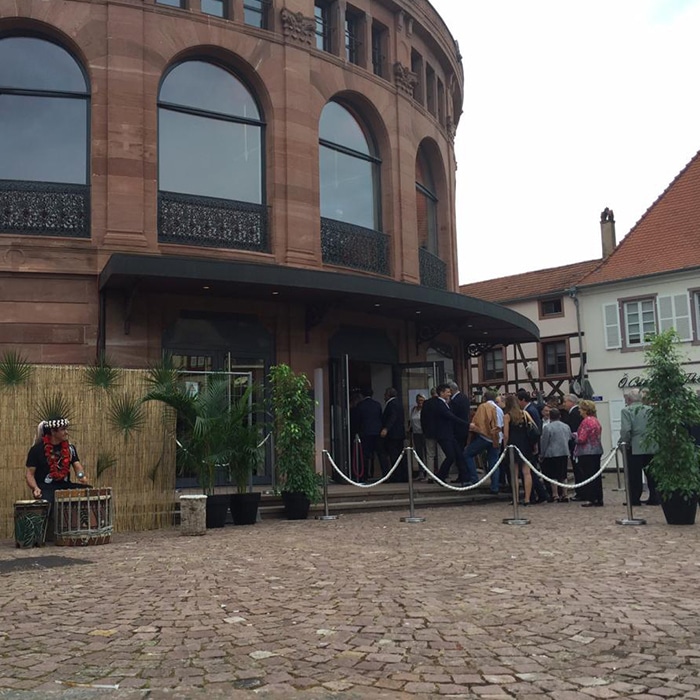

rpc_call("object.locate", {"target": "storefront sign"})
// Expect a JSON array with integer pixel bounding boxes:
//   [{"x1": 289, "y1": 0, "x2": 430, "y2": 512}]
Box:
[{"x1": 618, "y1": 371, "x2": 700, "y2": 389}]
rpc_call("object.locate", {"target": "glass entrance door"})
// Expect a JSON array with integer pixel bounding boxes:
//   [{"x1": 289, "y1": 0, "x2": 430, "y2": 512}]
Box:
[{"x1": 398, "y1": 362, "x2": 444, "y2": 411}]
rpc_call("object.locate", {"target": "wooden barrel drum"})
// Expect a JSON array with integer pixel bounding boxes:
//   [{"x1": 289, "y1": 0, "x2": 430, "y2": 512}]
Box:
[
  {"x1": 14, "y1": 500, "x2": 51, "y2": 548},
  {"x1": 54, "y1": 488, "x2": 113, "y2": 546}
]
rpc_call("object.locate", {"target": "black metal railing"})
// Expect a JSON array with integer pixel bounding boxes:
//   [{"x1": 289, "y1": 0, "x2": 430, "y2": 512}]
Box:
[
  {"x1": 419, "y1": 247, "x2": 447, "y2": 289},
  {"x1": 321, "y1": 217, "x2": 390, "y2": 276},
  {"x1": 0, "y1": 179, "x2": 90, "y2": 238},
  {"x1": 158, "y1": 191, "x2": 269, "y2": 252}
]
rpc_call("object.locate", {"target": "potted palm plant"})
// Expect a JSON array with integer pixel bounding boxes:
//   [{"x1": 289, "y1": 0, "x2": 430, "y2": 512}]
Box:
[
  {"x1": 644, "y1": 329, "x2": 700, "y2": 524},
  {"x1": 144, "y1": 360, "x2": 257, "y2": 528},
  {"x1": 268, "y1": 364, "x2": 320, "y2": 519}
]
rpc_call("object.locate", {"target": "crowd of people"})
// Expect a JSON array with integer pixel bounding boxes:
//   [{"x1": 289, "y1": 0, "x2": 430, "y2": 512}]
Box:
[{"x1": 349, "y1": 383, "x2": 660, "y2": 508}]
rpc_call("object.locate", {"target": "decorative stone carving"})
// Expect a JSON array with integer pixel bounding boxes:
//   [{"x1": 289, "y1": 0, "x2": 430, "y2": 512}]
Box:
[
  {"x1": 393, "y1": 62, "x2": 418, "y2": 96},
  {"x1": 446, "y1": 116, "x2": 456, "y2": 143},
  {"x1": 280, "y1": 8, "x2": 316, "y2": 46}
]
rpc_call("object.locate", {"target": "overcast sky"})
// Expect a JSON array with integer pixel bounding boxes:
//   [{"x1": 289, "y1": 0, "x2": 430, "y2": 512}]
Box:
[{"x1": 428, "y1": 0, "x2": 700, "y2": 284}]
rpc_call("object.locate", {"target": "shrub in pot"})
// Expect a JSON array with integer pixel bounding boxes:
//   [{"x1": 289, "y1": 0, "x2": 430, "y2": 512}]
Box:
[
  {"x1": 644, "y1": 329, "x2": 700, "y2": 524},
  {"x1": 268, "y1": 364, "x2": 320, "y2": 519}
]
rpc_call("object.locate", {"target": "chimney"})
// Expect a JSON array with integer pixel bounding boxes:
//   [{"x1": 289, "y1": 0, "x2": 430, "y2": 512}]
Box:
[{"x1": 600, "y1": 207, "x2": 616, "y2": 258}]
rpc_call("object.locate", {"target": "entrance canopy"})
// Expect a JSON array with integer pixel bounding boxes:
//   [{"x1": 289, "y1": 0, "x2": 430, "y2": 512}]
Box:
[{"x1": 99, "y1": 254, "x2": 539, "y2": 346}]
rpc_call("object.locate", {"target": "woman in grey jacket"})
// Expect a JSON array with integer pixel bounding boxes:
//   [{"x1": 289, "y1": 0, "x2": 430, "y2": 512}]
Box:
[{"x1": 539, "y1": 408, "x2": 573, "y2": 502}]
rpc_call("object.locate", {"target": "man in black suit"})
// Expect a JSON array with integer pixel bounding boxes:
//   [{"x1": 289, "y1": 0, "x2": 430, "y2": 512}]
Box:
[
  {"x1": 448, "y1": 382, "x2": 471, "y2": 448},
  {"x1": 420, "y1": 388, "x2": 445, "y2": 473},
  {"x1": 379, "y1": 387, "x2": 406, "y2": 481},
  {"x1": 434, "y1": 384, "x2": 471, "y2": 485},
  {"x1": 351, "y1": 386, "x2": 383, "y2": 481}
]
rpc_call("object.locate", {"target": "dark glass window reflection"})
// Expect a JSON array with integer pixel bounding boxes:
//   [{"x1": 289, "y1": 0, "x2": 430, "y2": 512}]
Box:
[
  {"x1": 416, "y1": 149, "x2": 438, "y2": 254},
  {"x1": 0, "y1": 37, "x2": 89, "y2": 184},
  {"x1": 319, "y1": 101, "x2": 380, "y2": 230},
  {"x1": 244, "y1": 0, "x2": 267, "y2": 28},
  {"x1": 202, "y1": 0, "x2": 226, "y2": 17},
  {"x1": 158, "y1": 60, "x2": 264, "y2": 204}
]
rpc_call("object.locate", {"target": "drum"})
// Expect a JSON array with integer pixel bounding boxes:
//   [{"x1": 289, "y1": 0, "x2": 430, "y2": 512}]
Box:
[
  {"x1": 54, "y1": 488, "x2": 113, "y2": 546},
  {"x1": 14, "y1": 500, "x2": 50, "y2": 548}
]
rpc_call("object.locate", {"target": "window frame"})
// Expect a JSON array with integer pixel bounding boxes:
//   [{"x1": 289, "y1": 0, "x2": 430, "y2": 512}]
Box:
[
  {"x1": 314, "y1": 1, "x2": 333, "y2": 53},
  {"x1": 0, "y1": 33, "x2": 91, "y2": 187},
  {"x1": 480, "y1": 347, "x2": 505, "y2": 382},
  {"x1": 371, "y1": 22, "x2": 387, "y2": 78},
  {"x1": 538, "y1": 296, "x2": 564, "y2": 319},
  {"x1": 621, "y1": 294, "x2": 657, "y2": 350},
  {"x1": 243, "y1": 0, "x2": 270, "y2": 29},
  {"x1": 157, "y1": 59, "x2": 266, "y2": 205},
  {"x1": 691, "y1": 288, "x2": 700, "y2": 344},
  {"x1": 539, "y1": 338, "x2": 570, "y2": 378},
  {"x1": 344, "y1": 6, "x2": 362, "y2": 65}
]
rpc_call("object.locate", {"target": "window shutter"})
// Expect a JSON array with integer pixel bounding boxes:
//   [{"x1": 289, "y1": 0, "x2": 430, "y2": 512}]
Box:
[
  {"x1": 603, "y1": 303, "x2": 621, "y2": 349},
  {"x1": 657, "y1": 294, "x2": 692, "y2": 341}
]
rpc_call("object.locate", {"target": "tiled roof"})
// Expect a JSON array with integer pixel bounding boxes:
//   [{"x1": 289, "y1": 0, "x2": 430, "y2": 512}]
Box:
[
  {"x1": 460, "y1": 259, "x2": 601, "y2": 304},
  {"x1": 580, "y1": 148, "x2": 700, "y2": 286}
]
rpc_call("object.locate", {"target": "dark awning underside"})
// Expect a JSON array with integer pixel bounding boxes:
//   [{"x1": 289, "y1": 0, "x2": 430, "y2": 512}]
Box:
[{"x1": 99, "y1": 254, "x2": 539, "y2": 346}]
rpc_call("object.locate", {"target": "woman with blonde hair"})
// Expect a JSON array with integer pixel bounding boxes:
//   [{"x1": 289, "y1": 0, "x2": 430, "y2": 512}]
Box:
[
  {"x1": 574, "y1": 399, "x2": 604, "y2": 507},
  {"x1": 503, "y1": 394, "x2": 538, "y2": 505}
]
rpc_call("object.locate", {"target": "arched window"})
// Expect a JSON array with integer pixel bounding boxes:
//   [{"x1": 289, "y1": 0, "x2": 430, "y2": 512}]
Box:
[
  {"x1": 157, "y1": 60, "x2": 267, "y2": 251},
  {"x1": 319, "y1": 101, "x2": 380, "y2": 231},
  {"x1": 0, "y1": 36, "x2": 89, "y2": 184},
  {"x1": 415, "y1": 149, "x2": 438, "y2": 254}
]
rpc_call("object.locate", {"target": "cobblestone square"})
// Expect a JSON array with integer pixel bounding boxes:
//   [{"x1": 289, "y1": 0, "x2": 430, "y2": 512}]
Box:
[{"x1": 2, "y1": 488, "x2": 700, "y2": 699}]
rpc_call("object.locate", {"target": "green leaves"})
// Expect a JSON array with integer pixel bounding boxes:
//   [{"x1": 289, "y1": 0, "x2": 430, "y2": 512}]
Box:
[
  {"x1": 107, "y1": 394, "x2": 146, "y2": 441},
  {"x1": 644, "y1": 329, "x2": 700, "y2": 499},
  {"x1": 84, "y1": 355, "x2": 121, "y2": 391},
  {"x1": 0, "y1": 350, "x2": 33, "y2": 389},
  {"x1": 34, "y1": 392, "x2": 73, "y2": 426}
]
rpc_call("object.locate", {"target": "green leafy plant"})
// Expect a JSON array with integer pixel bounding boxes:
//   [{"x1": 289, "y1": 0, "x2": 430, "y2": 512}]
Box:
[
  {"x1": 84, "y1": 355, "x2": 121, "y2": 391},
  {"x1": 34, "y1": 392, "x2": 74, "y2": 426},
  {"x1": 645, "y1": 329, "x2": 700, "y2": 500},
  {"x1": 0, "y1": 350, "x2": 33, "y2": 388},
  {"x1": 145, "y1": 353, "x2": 179, "y2": 390},
  {"x1": 108, "y1": 394, "x2": 146, "y2": 441},
  {"x1": 144, "y1": 370, "x2": 261, "y2": 495},
  {"x1": 96, "y1": 452, "x2": 117, "y2": 478},
  {"x1": 268, "y1": 363, "x2": 320, "y2": 503}
]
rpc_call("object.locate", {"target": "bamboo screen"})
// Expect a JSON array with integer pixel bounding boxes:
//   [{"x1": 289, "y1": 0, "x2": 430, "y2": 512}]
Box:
[{"x1": 0, "y1": 366, "x2": 177, "y2": 540}]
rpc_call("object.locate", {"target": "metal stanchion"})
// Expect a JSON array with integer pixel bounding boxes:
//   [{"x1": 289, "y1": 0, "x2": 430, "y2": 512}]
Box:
[
  {"x1": 316, "y1": 451, "x2": 338, "y2": 521},
  {"x1": 503, "y1": 446, "x2": 529, "y2": 525},
  {"x1": 616, "y1": 443, "x2": 646, "y2": 526},
  {"x1": 611, "y1": 449, "x2": 624, "y2": 491},
  {"x1": 401, "y1": 448, "x2": 425, "y2": 523}
]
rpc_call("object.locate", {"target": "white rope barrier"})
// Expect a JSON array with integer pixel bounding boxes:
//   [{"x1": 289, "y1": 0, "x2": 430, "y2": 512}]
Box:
[
  {"x1": 411, "y1": 447, "x2": 507, "y2": 492},
  {"x1": 322, "y1": 449, "x2": 406, "y2": 488},
  {"x1": 510, "y1": 444, "x2": 618, "y2": 490}
]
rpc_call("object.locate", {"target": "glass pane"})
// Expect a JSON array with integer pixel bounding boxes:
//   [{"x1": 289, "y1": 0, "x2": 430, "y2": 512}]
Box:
[
  {"x1": 156, "y1": 0, "x2": 183, "y2": 6},
  {"x1": 320, "y1": 145, "x2": 376, "y2": 229},
  {"x1": 0, "y1": 95, "x2": 87, "y2": 183},
  {"x1": 202, "y1": 0, "x2": 226, "y2": 17},
  {"x1": 0, "y1": 37, "x2": 87, "y2": 93},
  {"x1": 320, "y1": 101, "x2": 371, "y2": 156},
  {"x1": 159, "y1": 109, "x2": 262, "y2": 203},
  {"x1": 160, "y1": 61, "x2": 260, "y2": 120},
  {"x1": 244, "y1": 1, "x2": 264, "y2": 27}
]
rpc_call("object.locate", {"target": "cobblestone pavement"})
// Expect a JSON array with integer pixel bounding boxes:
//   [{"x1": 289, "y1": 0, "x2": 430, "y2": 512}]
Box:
[{"x1": 2, "y1": 487, "x2": 700, "y2": 700}]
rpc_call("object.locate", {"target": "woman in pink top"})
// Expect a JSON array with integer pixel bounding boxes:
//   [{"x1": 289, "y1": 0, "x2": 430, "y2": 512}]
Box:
[{"x1": 574, "y1": 400, "x2": 604, "y2": 507}]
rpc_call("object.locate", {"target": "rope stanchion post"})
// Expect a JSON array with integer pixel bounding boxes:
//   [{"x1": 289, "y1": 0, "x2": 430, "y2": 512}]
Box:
[
  {"x1": 503, "y1": 445, "x2": 529, "y2": 525},
  {"x1": 611, "y1": 449, "x2": 624, "y2": 491},
  {"x1": 400, "y1": 447, "x2": 425, "y2": 523},
  {"x1": 615, "y1": 442, "x2": 646, "y2": 526},
  {"x1": 316, "y1": 451, "x2": 339, "y2": 521}
]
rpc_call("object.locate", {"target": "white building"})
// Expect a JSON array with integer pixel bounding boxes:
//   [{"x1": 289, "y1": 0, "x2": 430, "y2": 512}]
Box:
[{"x1": 461, "y1": 147, "x2": 700, "y2": 453}]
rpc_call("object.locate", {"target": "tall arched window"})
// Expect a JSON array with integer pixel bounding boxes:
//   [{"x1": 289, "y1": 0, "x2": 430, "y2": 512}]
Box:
[
  {"x1": 415, "y1": 149, "x2": 438, "y2": 254},
  {"x1": 157, "y1": 60, "x2": 268, "y2": 251},
  {"x1": 319, "y1": 101, "x2": 387, "y2": 275},
  {"x1": 416, "y1": 146, "x2": 446, "y2": 289},
  {"x1": 0, "y1": 36, "x2": 90, "y2": 237}
]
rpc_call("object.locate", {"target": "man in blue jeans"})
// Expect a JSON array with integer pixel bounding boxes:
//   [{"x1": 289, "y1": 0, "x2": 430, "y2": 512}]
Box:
[{"x1": 464, "y1": 391, "x2": 503, "y2": 493}]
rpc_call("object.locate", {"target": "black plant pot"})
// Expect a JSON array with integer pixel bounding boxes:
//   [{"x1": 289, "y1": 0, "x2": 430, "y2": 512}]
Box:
[
  {"x1": 281, "y1": 491, "x2": 311, "y2": 520},
  {"x1": 205, "y1": 494, "x2": 230, "y2": 528},
  {"x1": 230, "y1": 492, "x2": 261, "y2": 526},
  {"x1": 661, "y1": 491, "x2": 698, "y2": 525}
]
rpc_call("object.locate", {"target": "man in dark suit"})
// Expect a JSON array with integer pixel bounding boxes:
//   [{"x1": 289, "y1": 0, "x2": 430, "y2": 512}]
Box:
[
  {"x1": 379, "y1": 387, "x2": 406, "y2": 481},
  {"x1": 448, "y1": 381, "x2": 471, "y2": 448},
  {"x1": 434, "y1": 384, "x2": 471, "y2": 485},
  {"x1": 420, "y1": 388, "x2": 445, "y2": 473},
  {"x1": 351, "y1": 386, "x2": 383, "y2": 482}
]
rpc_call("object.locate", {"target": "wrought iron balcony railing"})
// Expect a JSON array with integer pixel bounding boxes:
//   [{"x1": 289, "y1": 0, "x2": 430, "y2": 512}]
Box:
[
  {"x1": 419, "y1": 247, "x2": 447, "y2": 290},
  {"x1": 321, "y1": 217, "x2": 390, "y2": 276},
  {"x1": 158, "y1": 191, "x2": 269, "y2": 253},
  {"x1": 0, "y1": 179, "x2": 90, "y2": 238}
]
